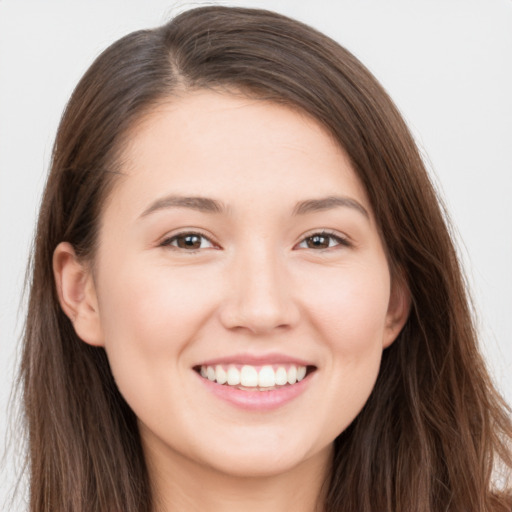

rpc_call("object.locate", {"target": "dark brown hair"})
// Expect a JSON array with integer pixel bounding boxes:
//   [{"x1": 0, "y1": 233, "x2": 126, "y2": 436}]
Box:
[{"x1": 20, "y1": 6, "x2": 511, "y2": 511}]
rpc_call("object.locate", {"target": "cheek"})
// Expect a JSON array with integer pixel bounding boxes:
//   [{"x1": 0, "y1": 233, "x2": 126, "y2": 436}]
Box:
[
  {"x1": 299, "y1": 262, "x2": 391, "y2": 433},
  {"x1": 94, "y1": 258, "x2": 220, "y2": 398},
  {"x1": 97, "y1": 259, "x2": 218, "y2": 349},
  {"x1": 303, "y1": 262, "x2": 391, "y2": 356}
]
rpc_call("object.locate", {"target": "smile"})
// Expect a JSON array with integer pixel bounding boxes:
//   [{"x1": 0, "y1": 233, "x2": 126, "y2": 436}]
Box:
[
  {"x1": 193, "y1": 355, "x2": 317, "y2": 410},
  {"x1": 197, "y1": 364, "x2": 310, "y2": 390}
]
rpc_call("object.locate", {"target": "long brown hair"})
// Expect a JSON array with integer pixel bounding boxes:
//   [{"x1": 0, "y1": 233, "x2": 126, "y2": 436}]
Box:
[{"x1": 20, "y1": 6, "x2": 511, "y2": 511}]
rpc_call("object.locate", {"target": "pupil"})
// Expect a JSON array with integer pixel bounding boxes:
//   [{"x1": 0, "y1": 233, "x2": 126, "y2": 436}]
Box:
[
  {"x1": 179, "y1": 235, "x2": 200, "y2": 249},
  {"x1": 309, "y1": 235, "x2": 328, "y2": 248}
]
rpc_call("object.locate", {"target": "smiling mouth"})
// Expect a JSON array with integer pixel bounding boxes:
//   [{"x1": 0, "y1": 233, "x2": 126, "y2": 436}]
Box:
[{"x1": 194, "y1": 364, "x2": 317, "y2": 391}]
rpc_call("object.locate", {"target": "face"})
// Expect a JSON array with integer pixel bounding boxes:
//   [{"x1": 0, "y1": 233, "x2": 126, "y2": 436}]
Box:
[{"x1": 63, "y1": 90, "x2": 408, "y2": 480}]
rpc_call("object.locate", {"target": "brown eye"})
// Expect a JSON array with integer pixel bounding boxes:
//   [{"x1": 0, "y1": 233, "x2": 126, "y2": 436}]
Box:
[
  {"x1": 297, "y1": 232, "x2": 349, "y2": 250},
  {"x1": 161, "y1": 232, "x2": 215, "y2": 251},
  {"x1": 305, "y1": 234, "x2": 330, "y2": 249},
  {"x1": 176, "y1": 234, "x2": 202, "y2": 249}
]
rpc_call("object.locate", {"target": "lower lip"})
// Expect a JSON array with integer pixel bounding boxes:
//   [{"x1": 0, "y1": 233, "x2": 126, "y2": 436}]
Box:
[{"x1": 195, "y1": 371, "x2": 314, "y2": 411}]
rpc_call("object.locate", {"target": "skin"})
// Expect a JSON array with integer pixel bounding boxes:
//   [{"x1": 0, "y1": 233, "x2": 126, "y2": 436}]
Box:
[{"x1": 54, "y1": 90, "x2": 409, "y2": 512}]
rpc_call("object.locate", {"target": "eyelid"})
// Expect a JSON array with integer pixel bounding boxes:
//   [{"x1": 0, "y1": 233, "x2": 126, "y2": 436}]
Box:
[
  {"x1": 294, "y1": 229, "x2": 352, "y2": 250},
  {"x1": 158, "y1": 228, "x2": 351, "y2": 253},
  {"x1": 159, "y1": 230, "x2": 219, "y2": 252}
]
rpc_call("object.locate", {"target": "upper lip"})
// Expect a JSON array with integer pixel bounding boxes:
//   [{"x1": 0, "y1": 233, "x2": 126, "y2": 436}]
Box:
[{"x1": 195, "y1": 353, "x2": 315, "y2": 367}]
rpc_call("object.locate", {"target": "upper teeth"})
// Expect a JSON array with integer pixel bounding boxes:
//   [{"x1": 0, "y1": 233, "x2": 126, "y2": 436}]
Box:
[{"x1": 199, "y1": 364, "x2": 307, "y2": 387}]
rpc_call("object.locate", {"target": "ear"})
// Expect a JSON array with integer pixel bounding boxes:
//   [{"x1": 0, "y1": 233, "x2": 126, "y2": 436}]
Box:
[
  {"x1": 382, "y1": 273, "x2": 411, "y2": 349},
  {"x1": 53, "y1": 242, "x2": 104, "y2": 346}
]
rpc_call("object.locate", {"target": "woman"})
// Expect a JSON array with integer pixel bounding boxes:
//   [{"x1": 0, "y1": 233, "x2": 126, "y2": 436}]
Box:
[{"x1": 19, "y1": 5, "x2": 511, "y2": 512}]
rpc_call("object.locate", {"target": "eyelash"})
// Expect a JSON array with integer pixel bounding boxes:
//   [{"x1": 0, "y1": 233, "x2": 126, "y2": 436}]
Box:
[
  {"x1": 159, "y1": 230, "x2": 351, "y2": 253},
  {"x1": 296, "y1": 231, "x2": 351, "y2": 250},
  {"x1": 160, "y1": 231, "x2": 217, "y2": 252}
]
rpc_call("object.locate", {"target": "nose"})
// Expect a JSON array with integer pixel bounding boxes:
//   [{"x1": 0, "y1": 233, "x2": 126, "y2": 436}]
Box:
[{"x1": 219, "y1": 243, "x2": 300, "y2": 335}]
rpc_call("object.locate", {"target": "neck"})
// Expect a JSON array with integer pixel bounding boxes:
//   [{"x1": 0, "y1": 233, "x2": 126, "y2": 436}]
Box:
[{"x1": 146, "y1": 442, "x2": 332, "y2": 512}]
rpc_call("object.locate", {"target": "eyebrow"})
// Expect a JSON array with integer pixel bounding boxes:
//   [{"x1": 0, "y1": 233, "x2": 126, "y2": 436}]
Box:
[
  {"x1": 140, "y1": 196, "x2": 226, "y2": 217},
  {"x1": 139, "y1": 194, "x2": 369, "y2": 219},
  {"x1": 292, "y1": 195, "x2": 369, "y2": 219}
]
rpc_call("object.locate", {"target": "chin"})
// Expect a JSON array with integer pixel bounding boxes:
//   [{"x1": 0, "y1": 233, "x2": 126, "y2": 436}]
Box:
[{"x1": 197, "y1": 434, "x2": 330, "y2": 479}]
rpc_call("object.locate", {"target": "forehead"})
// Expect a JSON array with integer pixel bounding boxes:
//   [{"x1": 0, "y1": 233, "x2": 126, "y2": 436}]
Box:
[{"x1": 107, "y1": 90, "x2": 371, "y2": 219}]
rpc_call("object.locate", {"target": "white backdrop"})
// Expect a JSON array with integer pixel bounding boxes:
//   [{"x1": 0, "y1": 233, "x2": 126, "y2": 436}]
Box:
[{"x1": 1, "y1": 0, "x2": 511, "y2": 508}]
